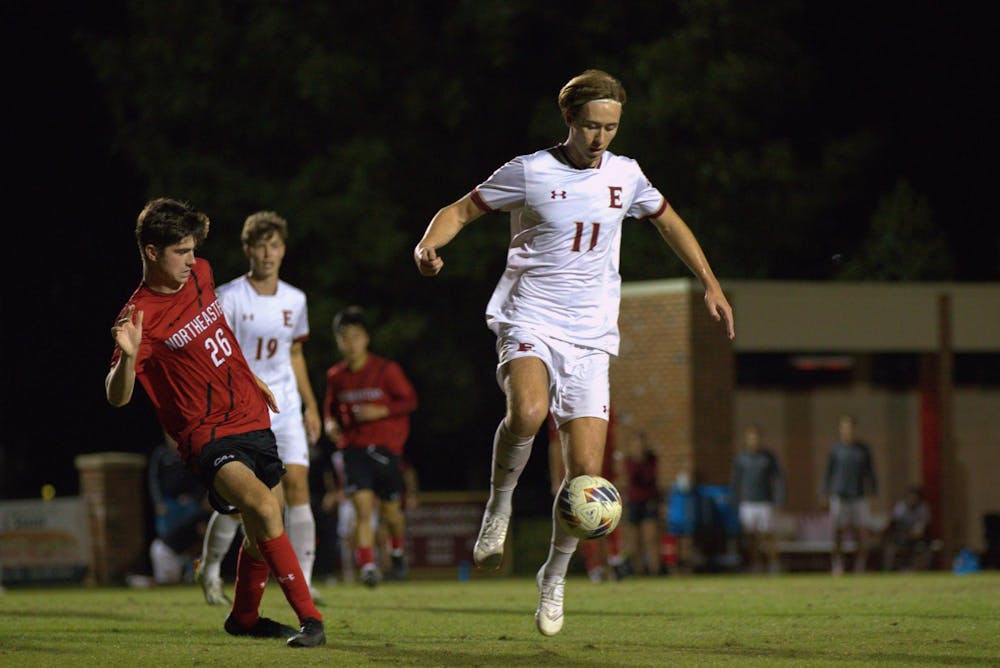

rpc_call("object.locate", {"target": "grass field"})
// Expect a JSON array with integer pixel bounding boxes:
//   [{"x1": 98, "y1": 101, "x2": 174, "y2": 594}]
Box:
[{"x1": 2, "y1": 572, "x2": 999, "y2": 667}]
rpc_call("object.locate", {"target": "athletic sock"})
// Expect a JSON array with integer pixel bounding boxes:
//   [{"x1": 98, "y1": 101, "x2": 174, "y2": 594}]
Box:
[
  {"x1": 202, "y1": 512, "x2": 241, "y2": 581},
  {"x1": 355, "y1": 545, "x2": 375, "y2": 568},
  {"x1": 389, "y1": 535, "x2": 405, "y2": 557},
  {"x1": 284, "y1": 503, "x2": 316, "y2": 588},
  {"x1": 541, "y1": 484, "x2": 579, "y2": 579},
  {"x1": 257, "y1": 533, "x2": 322, "y2": 623},
  {"x1": 231, "y1": 546, "x2": 269, "y2": 628},
  {"x1": 487, "y1": 419, "x2": 535, "y2": 517}
]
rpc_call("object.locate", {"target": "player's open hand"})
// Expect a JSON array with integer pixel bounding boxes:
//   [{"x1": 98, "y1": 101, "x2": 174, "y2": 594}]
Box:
[
  {"x1": 254, "y1": 375, "x2": 279, "y2": 413},
  {"x1": 414, "y1": 245, "x2": 444, "y2": 276},
  {"x1": 111, "y1": 305, "x2": 143, "y2": 357},
  {"x1": 704, "y1": 287, "x2": 735, "y2": 340}
]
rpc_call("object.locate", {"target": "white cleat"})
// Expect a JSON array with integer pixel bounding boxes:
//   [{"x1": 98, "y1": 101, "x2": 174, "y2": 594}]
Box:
[
  {"x1": 473, "y1": 512, "x2": 510, "y2": 570},
  {"x1": 535, "y1": 567, "x2": 565, "y2": 636},
  {"x1": 195, "y1": 559, "x2": 231, "y2": 606}
]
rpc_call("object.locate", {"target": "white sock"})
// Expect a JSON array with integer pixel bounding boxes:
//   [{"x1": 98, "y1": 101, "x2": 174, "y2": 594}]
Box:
[
  {"x1": 285, "y1": 503, "x2": 316, "y2": 588},
  {"x1": 487, "y1": 419, "x2": 535, "y2": 517},
  {"x1": 541, "y1": 482, "x2": 579, "y2": 579},
  {"x1": 201, "y1": 512, "x2": 240, "y2": 581}
]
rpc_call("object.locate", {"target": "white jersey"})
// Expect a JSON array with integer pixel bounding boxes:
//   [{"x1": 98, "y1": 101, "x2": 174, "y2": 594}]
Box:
[
  {"x1": 473, "y1": 147, "x2": 666, "y2": 355},
  {"x1": 216, "y1": 275, "x2": 310, "y2": 418}
]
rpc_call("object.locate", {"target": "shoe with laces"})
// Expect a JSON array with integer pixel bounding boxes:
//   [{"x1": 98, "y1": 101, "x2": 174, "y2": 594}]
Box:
[
  {"x1": 534, "y1": 566, "x2": 566, "y2": 636},
  {"x1": 195, "y1": 559, "x2": 231, "y2": 606},
  {"x1": 473, "y1": 511, "x2": 510, "y2": 570},
  {"x1": 287, "y1": 617, "x2": 326, "y2": 648},
  {"x1": 224, "y1": 613, "x2": 297, "y2": 639}
]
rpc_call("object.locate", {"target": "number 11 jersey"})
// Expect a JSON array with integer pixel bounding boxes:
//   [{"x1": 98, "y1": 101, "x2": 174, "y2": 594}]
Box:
[{"x1": 471, "y1": 146, "x2": 666, "y2": 356}]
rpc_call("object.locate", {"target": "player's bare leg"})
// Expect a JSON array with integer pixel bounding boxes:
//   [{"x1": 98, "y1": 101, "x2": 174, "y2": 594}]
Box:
[
  {"x1": 213, "y1": 464, "x2": 325, "y2": 647},
  {"x1": 352, "y1": 489, "x2": 381, "y2": 586},
  {"x1": 536, "y1": 417, "x2": 606, "y2": 636},
  {"x1": 379, "y1": 499, "x2": 408, "y2": 579},
  {"x1": 474, "y1": 357, "x2": 548, "y2": 569}
]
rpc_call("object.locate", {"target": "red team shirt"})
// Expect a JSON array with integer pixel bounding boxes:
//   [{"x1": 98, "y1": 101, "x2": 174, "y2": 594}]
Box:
[
  {"x1": 110, "y1": 260, "x2": 270, "y2": 466},
  {"x1": 323, "y1": 354, "x2": 417, "y2": 455}
]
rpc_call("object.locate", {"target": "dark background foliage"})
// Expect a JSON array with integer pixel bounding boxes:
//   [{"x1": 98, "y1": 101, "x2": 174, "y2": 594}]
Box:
[{"x1": 2, "y1": 1, "x2": 995, "y2": 507}]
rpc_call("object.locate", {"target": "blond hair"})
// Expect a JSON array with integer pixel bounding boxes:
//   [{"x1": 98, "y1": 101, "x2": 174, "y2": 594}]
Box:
[
  {"x1": 241, "y1": 210, "x2": 288, "y2": 246},
  {"x1": 557, "y1": 69, "x2": 626, "y2": 121}
]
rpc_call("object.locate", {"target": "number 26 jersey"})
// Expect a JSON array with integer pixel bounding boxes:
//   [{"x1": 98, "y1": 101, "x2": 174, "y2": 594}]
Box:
[{"x1": 109, "y1": 259, "x2": 270, "y2": 462}]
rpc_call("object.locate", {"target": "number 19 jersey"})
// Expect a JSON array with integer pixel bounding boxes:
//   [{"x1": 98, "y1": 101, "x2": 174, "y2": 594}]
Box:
[
  {"x1": 215, "y1": 275, "x2": 310, "y2": 418},
  {"x1": 472, "y1": 147, "x2": 666, "y2": 355}
]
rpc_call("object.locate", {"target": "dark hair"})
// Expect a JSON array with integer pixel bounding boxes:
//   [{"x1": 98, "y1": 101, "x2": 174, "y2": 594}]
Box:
[
  {"x1": 135, "y1": 197, "x2": 209, "y2": 252},
  {"x1": 241, "y1": 210, "x2": 288, "y2": 246},
  {"x1": 333, "y1": 305, "x2": 367, "y2": 333}
]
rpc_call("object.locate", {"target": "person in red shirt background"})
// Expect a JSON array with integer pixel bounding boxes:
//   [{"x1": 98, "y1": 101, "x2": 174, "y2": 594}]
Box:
[
  {"x1": 546, "y1": 409, "x2": 627, "y2": 582},
  {"x1": 621, "y1": 430, "x2": 665, "y2": 576},
  {"x1": 323, "y1": 306, "x2": 418, "y2": 587}
]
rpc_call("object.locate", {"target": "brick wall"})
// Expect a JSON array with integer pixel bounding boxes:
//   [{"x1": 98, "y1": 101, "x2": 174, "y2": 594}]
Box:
[{"x1": 613, "y1": 281, "x2": 734, "y2": 489}]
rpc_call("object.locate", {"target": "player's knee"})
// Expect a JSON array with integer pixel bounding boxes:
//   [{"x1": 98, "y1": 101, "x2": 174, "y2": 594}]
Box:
[{"x1": 507, "y1": 401, "x2": 546, "y2": 435}]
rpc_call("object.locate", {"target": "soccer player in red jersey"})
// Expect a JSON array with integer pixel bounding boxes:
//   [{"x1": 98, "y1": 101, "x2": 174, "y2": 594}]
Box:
[
  {"x1": 323, "y1": 306, "x2": 418, "y2": 587},
  {"x1": 106, "y1": 197, "x2": 325, "y2": 647}
]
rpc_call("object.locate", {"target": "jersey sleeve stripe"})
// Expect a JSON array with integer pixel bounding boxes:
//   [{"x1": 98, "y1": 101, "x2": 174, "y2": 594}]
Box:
[
  {"x1": 470, "y1": 188, "x2": 494, "y2": 213},
  {"x1": 640, "y1": 196, "x2": 669, "y2": 220}
]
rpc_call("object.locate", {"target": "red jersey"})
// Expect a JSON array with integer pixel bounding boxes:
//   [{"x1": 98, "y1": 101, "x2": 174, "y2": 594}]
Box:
[
  {"x1": 624, "y1": 452, "x2": 659, "y2": 505},
  {"x1": 110, "y1": 260, "x2": 271, "y2": 464},
  {"x1": 323, "y1": 354, "x2": 417, "y2": 455}
]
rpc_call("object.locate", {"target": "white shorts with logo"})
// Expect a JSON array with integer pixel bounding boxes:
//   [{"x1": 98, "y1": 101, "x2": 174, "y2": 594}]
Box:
[
  {"x1": 270, "y1": 409, "x2": 310, "y2": 468},
  {"x1": 830, "y1": 496, "x2": 871, "y2": 529},
  {"x1": 739, "y1": 502, "x2": 775, "y2": 533},
  {"x1": 495, "y1": 325, "x2": 610, "y2": 428}
]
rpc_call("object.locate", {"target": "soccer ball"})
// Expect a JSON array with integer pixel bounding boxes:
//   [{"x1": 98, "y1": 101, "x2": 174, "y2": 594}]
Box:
[{"x1": 556, "y1": 474, "x2": 623, "y2": 540}]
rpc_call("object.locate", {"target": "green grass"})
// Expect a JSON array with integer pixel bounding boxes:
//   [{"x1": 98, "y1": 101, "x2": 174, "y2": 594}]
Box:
[{"x1": 2, "y1": 573, "x2": 999, "y2": 667}]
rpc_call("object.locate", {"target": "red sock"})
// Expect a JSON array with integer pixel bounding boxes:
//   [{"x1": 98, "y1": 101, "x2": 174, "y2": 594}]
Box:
[
  {"x1": 580, "y1": 539, "x2": 602, "y2": 571},
  {"x1": 232, "y1": 546, "x2": 269, "y2": 628},
  {"x1": 356, "y1": 545, "x2": 375, "y2": 567},
  {"x1": 257, "y1": 533, "x2": 322, "y2": 623}
]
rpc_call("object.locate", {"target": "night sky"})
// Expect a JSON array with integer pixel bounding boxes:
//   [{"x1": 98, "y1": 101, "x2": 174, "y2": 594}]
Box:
[{"x1": 2, "y1": 3, "x2": 995, "y2": 504}]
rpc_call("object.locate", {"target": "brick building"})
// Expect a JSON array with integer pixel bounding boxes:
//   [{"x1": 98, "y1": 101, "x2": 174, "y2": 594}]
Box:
[{"x1": 613, "y1": 279, "x2": 1000, "y2": 556}]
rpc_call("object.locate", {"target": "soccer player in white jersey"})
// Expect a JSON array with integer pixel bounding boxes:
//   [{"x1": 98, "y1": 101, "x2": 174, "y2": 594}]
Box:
[
  {"x1": 196, "y1": 211, "x2": 323, "y2": 605},
  {"x1": 414, "y1": 69, "x2": 735, "y2": 636}
]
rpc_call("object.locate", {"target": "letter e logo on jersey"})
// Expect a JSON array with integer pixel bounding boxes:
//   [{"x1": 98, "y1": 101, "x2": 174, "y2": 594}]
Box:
[
  {"x1": 608, "y1": 186, "x2": 623, "y2": 209},
  {"x1": 282, "y1": 309, "x2": 293, "y2": 327},
  {"x1": 517, "y1": 342, "x2": 534, "y2": 352}
]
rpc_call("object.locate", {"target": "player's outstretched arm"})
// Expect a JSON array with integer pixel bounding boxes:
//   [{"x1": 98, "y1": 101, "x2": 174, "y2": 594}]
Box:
[
  {"x1": 650, "y1": 204, "x2": 735, "y2": 339},
  {"x1": 414, "y1": 194, "x2": 486, "y2": 276},
  {"x1": 106, "y1": 306, "x2": 142, "y2": 406}
]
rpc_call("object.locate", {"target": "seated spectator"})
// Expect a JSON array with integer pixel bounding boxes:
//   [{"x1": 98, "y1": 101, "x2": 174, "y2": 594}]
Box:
[
  {"x1": 882, "y1": 486, "x2": 931, "y2": 572},
  {"x1": 148, "y1": 432, "x2": 211, "y2": 584}
]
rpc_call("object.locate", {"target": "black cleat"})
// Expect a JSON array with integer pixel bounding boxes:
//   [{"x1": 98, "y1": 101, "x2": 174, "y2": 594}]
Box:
[
  {"x1": 390, "y1": 554, "x2": 409, "y2": 581},
  {"x1": 287, "y1": 617, "x2": 326, "y2": 648},
  {"x1": 224, "y1": 613, "x2": 296, "y2": 639}
]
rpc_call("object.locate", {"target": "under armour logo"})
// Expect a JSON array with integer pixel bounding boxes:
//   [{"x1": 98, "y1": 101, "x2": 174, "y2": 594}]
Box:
[
  {"x1": 551, "y1": 190, "x2": 567, "y2": 199},
  {"x1": 277, "y1": 573, "x2": 296, "y2": 583},
  {"x1": 602, "y1": 405, "x2": 608, "y2": 414},
  {"x1": 241, "y1": 313, "x2": 254, "y2": 321}
]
